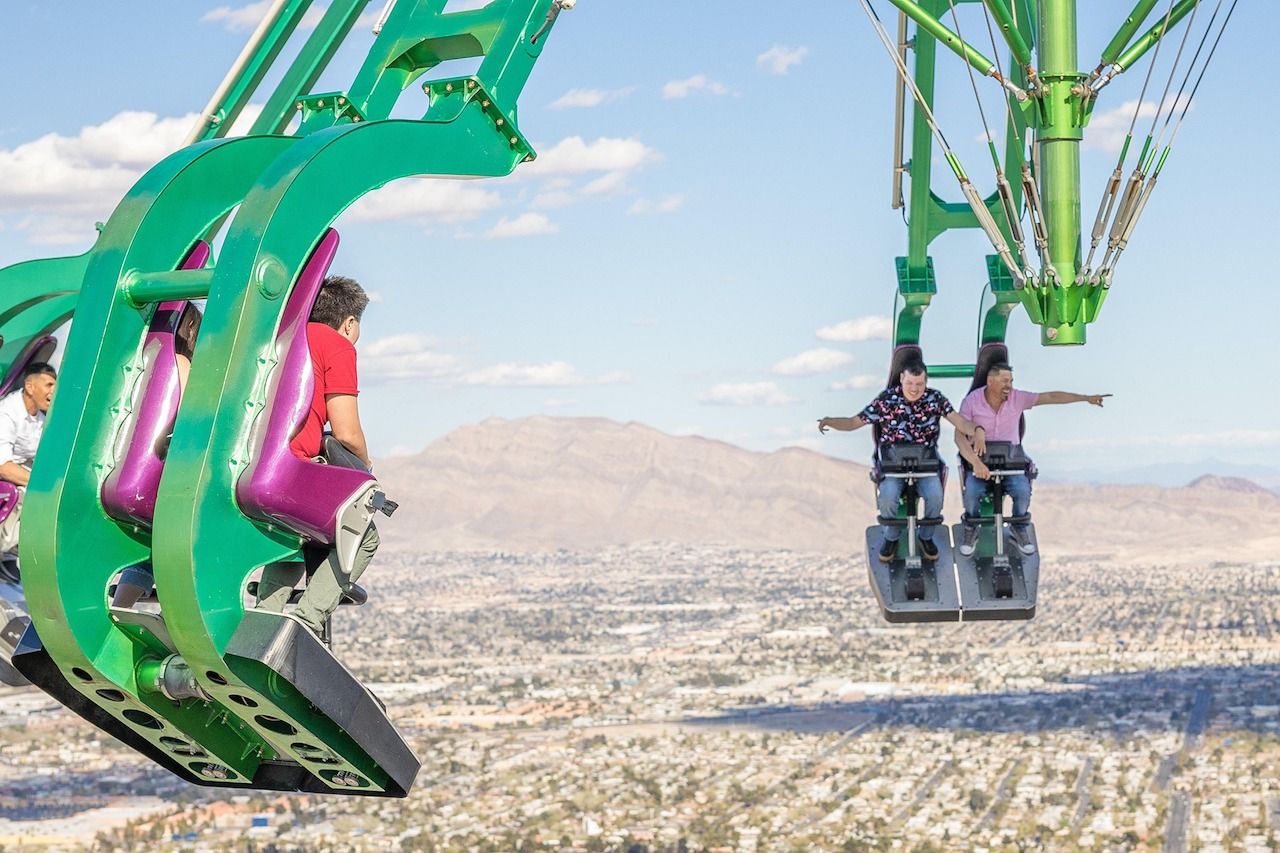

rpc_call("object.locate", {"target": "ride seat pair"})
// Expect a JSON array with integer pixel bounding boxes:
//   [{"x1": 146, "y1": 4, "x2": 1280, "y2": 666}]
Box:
[{"x1": 100, "y1": 230, "x2": 387, "y2": 602}]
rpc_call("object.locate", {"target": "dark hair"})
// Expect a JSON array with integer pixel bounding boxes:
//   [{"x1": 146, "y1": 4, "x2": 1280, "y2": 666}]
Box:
[
  {"x1": 310, "y1": 275, "x2": 370, "y2": 330},
  {"x1": 175, "y1": 304, "x2": 203, "y2": 361},
  {"x1": 987, "y1": 361, "x2": 1013, "y2": 376},
  {"x1": 900, "y1": 359, "x2": 927, "y2": 377},
  {"x1": 24, "y1": 362, "x2": 56, "y2": 380}
]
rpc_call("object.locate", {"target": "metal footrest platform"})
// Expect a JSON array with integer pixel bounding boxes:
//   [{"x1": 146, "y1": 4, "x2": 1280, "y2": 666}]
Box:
[
  {"x1": 865, "y1": 527, "x2": 961, "y2": 623},
  {"x1": 951, "y1": 523, "x2": 1039, "y2": 621}
]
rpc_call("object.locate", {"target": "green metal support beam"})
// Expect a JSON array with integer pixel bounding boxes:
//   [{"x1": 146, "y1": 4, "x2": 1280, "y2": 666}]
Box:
[
  {"x1": 884, "y1": 0, "x2": 999, "y2": 78},
  {"x1": 1115, "y1": 0, "x2": 1200, "y2": 71},
  {"x1": 1101, "y1": 0, "x2": 1160, "y2": 66},
  {"x1": 982, "y1": 0, "x2": 1033, "y2": 68}
]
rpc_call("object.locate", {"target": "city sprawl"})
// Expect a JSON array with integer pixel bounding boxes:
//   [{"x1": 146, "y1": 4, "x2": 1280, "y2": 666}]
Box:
[{"x1": 3, "y1": 545, "x2": 1279, "y2": 851}]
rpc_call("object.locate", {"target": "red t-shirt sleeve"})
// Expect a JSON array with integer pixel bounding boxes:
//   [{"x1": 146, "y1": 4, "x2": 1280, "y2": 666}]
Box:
[{"x1": 323, "y1": 338, "x2": 359, "y2": 397}]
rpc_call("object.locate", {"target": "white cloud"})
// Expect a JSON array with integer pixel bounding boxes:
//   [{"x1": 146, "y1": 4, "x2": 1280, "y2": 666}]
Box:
[
  {"x1": 1083, "y1": 97, "x2": 1191, "y2": 153},
  {"x1": 529, "y1": 189, "x2": 576, "y2": 210},
  {"x1": 460, "y1": 362, "x2": 629, "y2": 388},
  {"x1": 662, "y1": 75, "x2": 729, "y2": 100},
  {"x1": 757, "y1": 45, "x2": 809, "y2": 75},
  {"x1": 200, "y1": 1, "x2": 327, "y2": 32},
  {"x1": 830, "y1": 374, "x2": 882, "y2": 392},
  {"x1": 348, "y1": 178, "x2": 501, "y2": 223},
  {"x1": 486, "y1": 212, "x2": 558, "y2": 238},
  {"x1": 361, "y1": 334, "x2": 461, "y2": 382},
  {"x1": 772, "y1": 348, "x2": 854, "y2": 376},
  {"x1": 524, "y1": 136, "x2": 656, "y2": 177},
  {"x1": 550, "y1": 87, "x2": 635, "y2": 110},
  {"x1": 580, "y1": 171, "x2": 628, "y2": 196},
  {"x1": 628, "y1": 195, "x2": 685, "y2": 215},
  {"x1": 0, "y1": 110, "x2": 198, "y2": 241},
  {"x1": 701, "y1": 382, "x2": 796, "y2": 407},
  {"x1": 816, "y1": 315, "x2": 893, "y2": 342}
]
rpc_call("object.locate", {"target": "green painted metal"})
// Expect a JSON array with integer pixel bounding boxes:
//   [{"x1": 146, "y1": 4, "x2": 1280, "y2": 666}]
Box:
[
  {"x1": 1101, "y1": 0, "x2": 1160, "y2": 66},
  {"x1": 1115, "y1": 0, "x2": 1200, "y2": 71},
  {"x1": 0, "y1": 253, "x2": 88, "y2": 377},
  {"x1": 889, "y1": 0, "x2": 1203, "y2": 351},
  {"x1": 20, "y1": 0, "x2": 569, "y2": 796},
  {"x1": 926, "y1": 363, "x2": 978, "y2": 380},
  {"x1": 885, "y1": 0, "x2": 999, "y2": 77},
  {"x1": 982, "y1": 0, "x2": 1033, "y2": 68},
  {"x1": 895, "y1": 0, "x2": 1032, "y2": 350},
  {"x1": 1036, "y1": 0, "x2": 1086, "y2": 345},
  {"x1": 188, "y1": 0, "x2": 316, "y2": 143}
]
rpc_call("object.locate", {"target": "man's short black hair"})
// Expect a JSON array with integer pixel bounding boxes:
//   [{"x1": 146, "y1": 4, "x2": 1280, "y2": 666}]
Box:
[
  {"x1": 24, "y1": 362, "x2": 56, "y2": 380},
  {"x1": 900, "y1": 359, "x2": 927, "y2": 377},
  {"x1": 987, "y1": 361, "x2": 1013, "y2": 376},
  {"x1": 310, "y1": 275, "x2": 371, "y2": 330}
]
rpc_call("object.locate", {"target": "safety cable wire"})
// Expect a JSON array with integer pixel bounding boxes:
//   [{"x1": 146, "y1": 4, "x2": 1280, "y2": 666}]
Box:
[
  {"x1": 1093, "y1": 0, "x2": 1202, "y2": 284},
  {"x1": 1079, "y1": 0, "x2": 1180, "y2": 283},
  {"x1": 1141, "y1": 0, "x2": 1203, "y2": 158},
  {"x1": 1102, "y1": 0, "x2": 1237, "y2": 284},
  {"x1": 865, "y1": 0, "x2": 1019, "y2": 287},
  {"x1": 975, "y1": 0, "x2": 1038, "y2": 283}
]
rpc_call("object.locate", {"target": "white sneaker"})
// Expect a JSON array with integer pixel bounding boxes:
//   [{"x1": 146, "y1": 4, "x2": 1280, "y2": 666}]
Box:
[{"x1": 958, "y1": 525, "x2": 978, "y2": 557}]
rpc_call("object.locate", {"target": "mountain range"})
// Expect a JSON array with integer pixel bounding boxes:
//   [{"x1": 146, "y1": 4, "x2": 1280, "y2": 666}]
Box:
[{"x1": 376, "y1": 417, "x2": 1280, "y2": 564}]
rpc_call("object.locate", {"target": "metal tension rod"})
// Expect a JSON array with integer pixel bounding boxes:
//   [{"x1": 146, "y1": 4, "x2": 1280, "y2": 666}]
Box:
[
  {"x1": 1088, "y1": 0, "x2": 1159, "y2": 86},
  {"x1": 1091, "y1": 0, "x2": 1201, "y2": 93},
  {"x1": 980, "y1": 0, "x2": 1034, "y2": 76},
  {"x1": 883, "y1": 0, "x2": 1028, "y2": 99},
  {"x1": 184, "y1": 0, "x2": 316, "y2": 144}
]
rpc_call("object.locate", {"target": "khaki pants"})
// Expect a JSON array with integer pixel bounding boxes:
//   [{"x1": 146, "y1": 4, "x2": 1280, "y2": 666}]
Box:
[{"x1": 255, "y1": 523, "x2": 380, "y2": 634}]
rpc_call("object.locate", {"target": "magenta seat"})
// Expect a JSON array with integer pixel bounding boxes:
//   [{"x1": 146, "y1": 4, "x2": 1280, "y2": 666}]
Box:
[
  {"x1": 236, "y1": 229, "x2": 375, "y2": 547},
  {"x1": 100, "y1": 241, "x2": 210, "y2": 528}
]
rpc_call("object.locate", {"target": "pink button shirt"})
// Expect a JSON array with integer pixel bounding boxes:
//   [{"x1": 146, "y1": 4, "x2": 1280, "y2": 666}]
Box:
[{"x1": 959, "y1": 387, "x2": 1039, "y2": 443}]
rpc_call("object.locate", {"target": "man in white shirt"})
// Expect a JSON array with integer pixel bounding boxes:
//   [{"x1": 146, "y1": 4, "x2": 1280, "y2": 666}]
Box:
[{"x1": 0, "y1": 363, "x2": 56, "y2": 555}]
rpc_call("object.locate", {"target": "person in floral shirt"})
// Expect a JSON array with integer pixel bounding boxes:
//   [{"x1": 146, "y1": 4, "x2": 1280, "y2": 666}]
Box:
[{"x1": 819, "y1": 360, "x2": 983, "y2": 562}]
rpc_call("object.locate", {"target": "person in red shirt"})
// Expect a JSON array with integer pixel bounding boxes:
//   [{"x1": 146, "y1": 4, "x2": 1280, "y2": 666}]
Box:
[{"x1": 257, "y1": 275, "x2": 379, "y2": 635}]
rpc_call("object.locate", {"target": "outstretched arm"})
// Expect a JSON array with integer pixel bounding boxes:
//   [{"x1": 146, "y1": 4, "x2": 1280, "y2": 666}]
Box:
[
  {"x1": 818, "y1": 416, "x2": 867, "y2": 434},
  {"x1": 1035, "y1": 391, "x2": 1111, "y2": 407}
]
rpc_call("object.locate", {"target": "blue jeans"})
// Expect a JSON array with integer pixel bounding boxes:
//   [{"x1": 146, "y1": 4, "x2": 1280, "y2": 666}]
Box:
[
  {"x1": 963, "y1": 472, "x2": 1031, "y2": 529},
  {"x1": 878, "y1": 475, "x2": 943, "y2": 542}
]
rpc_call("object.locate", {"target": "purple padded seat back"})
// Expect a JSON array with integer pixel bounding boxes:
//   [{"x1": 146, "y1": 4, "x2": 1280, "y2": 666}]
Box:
[
  {"x1": 236, "y1": 229, "x2": 373, "y2": 544},
  {"x1": 0, "y1": 482, "x2": 17, "y2": 526},
  {"x1": 0, "y1": 336, "x2": 59, "y2": 397},
  {"x1": 101, "y1": 241, "x2": 211, "y2": 528}
]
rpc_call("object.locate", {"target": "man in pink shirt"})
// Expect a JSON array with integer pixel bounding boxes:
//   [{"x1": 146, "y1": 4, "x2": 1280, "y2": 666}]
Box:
[{"x1": 957, "y1": 361, "x2": 1110, "y2": 557}]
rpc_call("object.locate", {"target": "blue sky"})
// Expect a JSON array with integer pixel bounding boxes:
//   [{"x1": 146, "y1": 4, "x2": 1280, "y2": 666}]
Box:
[{"x1": 0, "y1": 1, "x2": 1273, "y2": 479}]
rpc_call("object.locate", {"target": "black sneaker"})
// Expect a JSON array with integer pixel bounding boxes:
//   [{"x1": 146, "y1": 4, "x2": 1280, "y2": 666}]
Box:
[
  {"x1": 917, "y1": 535, "x2": 940, "y2": 563},
  {"x1": 879, "y1": 537, "x2": 899, "y2": 563},
  {"x1": 1010, "y1": 526, "x2": 1037, "y2": 556}
]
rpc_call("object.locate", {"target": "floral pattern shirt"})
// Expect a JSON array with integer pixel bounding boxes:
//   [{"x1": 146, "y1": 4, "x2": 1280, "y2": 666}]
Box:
[{"x1": 859, "y1": 385, "x2": 954, "y2": 448}]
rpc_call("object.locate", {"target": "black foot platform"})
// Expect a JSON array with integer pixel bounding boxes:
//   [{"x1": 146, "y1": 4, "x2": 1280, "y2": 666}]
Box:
[
  {"x1": 864, "y1": 527, "x2": 961, "y2": 623},
  {"x1": 951, "y1": 523, "x2": 1039, "y2": 621}
]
